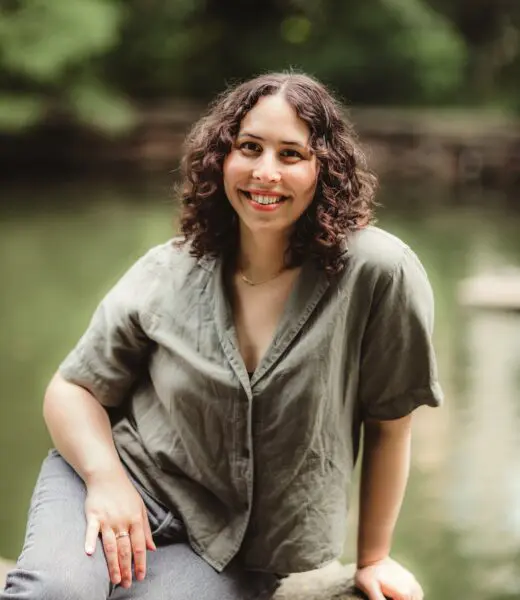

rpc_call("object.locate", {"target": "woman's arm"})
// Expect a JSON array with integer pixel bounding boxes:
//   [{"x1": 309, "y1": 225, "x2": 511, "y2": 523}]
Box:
[
  {"x1": 354, "y1": 414, "x2": 423, "y2": 600},
  {"x1": 42, "y1": 249, "x2": 163, "y2": 587},
  {"x1": 357, "y1": 415, "x2": 411, "y2": 567},
  {"x1": 43, "y1": 373, "x2": 155, "y2": 589},
  {"x1": 43, "y1": 373, "x2": 124, "y2": 483}
]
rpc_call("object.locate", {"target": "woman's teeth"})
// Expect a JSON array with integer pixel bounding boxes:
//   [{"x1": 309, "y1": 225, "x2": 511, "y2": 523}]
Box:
[{"x1": 249, "y1": 193, "x2": 285, "y2": 205}]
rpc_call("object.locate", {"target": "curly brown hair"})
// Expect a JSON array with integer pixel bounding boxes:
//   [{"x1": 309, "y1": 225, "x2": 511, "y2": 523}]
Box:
[{"x1": 178, "y1": 71, "x2": 378, "y2": 276}]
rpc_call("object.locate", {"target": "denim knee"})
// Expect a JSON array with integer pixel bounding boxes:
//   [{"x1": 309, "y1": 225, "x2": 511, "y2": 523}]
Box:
[{"x1": 2, "y1": 566, "x2": 108, "y2": 600}]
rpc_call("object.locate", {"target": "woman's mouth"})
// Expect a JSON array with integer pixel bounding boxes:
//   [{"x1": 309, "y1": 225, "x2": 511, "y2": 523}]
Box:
[{"x1": 240, "y1": 190, "x2": 289, "y2": 210}]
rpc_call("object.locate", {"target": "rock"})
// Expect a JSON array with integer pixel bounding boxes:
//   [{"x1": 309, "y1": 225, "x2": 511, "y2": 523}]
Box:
[
  {"x1": 1, "y1": 556, "x2": 362, "y2": 598},
  {"x1": 275, "y1": 561, "x2": 363, "y2": 599}
]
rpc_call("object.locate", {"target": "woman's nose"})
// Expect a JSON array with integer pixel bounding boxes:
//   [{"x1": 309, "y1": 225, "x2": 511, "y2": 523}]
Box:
[{"x1": 252, "y1": 153, "x2": 281, "y2": 183}]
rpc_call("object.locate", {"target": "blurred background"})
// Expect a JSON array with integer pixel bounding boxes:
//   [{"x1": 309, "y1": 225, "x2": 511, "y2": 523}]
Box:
[{"x1": 1, "y1": 1, "x2": 520, "y2": 598}]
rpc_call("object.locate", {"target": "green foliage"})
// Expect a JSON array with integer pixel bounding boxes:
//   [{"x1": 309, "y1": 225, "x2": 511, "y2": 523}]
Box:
[
  {"x1": 425, "y1": 0, "x2": 520, "y2": 106},
  {"x1": 1, "y1": 0, "x2": 520, "y2": 133},
  {"x1": 0, "y1": 0, "x2": 129, "y2": 132},
  {"x1": 280, "y1": 16, "x2": 313, "y2": 45},
  {"x1": 67, "y1": 75, "x2": 136, "y2": 134},
  {"x1": 382, "y1": 0, "x2": 467, "y2": 101},
  {"x1": 0, "y1": 94, "x2": 45, "y2": 130},
  {"x1": 105, "y1": 0, "x2": 210, "y2": 98},
  {"x1": 211, "y1": 0, "x2": 465, "y2": 105},
  {"x1": 0, "y1": 0, "x2": 119, "y2": 82}
]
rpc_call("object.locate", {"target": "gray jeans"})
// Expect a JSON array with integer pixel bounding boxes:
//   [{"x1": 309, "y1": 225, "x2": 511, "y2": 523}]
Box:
[{"x1": 1, "y1": 450, "x2": 280, "y2": 600}]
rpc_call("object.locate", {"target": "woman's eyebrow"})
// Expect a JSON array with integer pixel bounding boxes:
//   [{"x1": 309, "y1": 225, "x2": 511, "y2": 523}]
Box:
[{"x1": 237, "y1": 131, "x2": 306, "y2": 147}]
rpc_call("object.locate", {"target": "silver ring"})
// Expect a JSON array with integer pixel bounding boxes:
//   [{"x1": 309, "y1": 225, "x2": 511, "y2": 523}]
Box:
[{"x1": 115, "y1": 531, "x2": 130, "y2": 540}]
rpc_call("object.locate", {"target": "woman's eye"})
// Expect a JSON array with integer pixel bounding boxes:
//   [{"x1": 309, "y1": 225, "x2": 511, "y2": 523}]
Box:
[
  {"x1": 280, "y1": 149, "x2": 304, "y2": 160},
  {"x1": 239, "y1": 141, "x2": 261, "y2": 153}
]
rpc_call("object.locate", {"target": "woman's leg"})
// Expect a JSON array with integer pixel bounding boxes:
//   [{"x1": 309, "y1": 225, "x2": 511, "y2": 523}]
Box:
[
  {"x1": 1, "y1": 450, "x2": 111, "y2": 600},
  {"x1": 2, "y1": 450, "x2": 280, "y2": 600},
  {"x1": 112, "y1": 518, "x2": 280, "y2": 600}
]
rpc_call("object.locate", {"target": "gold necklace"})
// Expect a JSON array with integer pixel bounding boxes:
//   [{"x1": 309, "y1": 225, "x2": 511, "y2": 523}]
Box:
[{"x1": 239, "y1": 268, "x2": 286, "y2": 286}]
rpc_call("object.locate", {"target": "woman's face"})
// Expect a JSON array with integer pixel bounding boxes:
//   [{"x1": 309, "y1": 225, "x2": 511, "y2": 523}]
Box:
[{"x1": 223, "y1": 94, "x2": 319, "y2": 236}]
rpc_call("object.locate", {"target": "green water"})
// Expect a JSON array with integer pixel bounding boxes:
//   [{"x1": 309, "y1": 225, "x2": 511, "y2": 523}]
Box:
[{"x1": 1, "y1": 178, "x2": 520, "y2": 599}]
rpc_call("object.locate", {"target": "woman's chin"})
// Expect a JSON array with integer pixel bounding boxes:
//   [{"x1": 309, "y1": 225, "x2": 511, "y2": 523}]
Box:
[{"x1": 239, "y1": 216, "x2": 292, "y2": 237}]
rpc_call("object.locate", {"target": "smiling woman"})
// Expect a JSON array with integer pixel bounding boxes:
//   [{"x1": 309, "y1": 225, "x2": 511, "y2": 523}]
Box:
[
  {"x1": 179, "y1": 72, "x2": 377, "y2": 278},
  {"x1": 1, "y1": 72, "x2": 441, "y2": 600}
]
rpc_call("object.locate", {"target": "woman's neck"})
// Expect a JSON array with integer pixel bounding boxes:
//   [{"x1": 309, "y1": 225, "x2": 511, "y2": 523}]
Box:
[{"x1": 236, "y1": 228, "x2": 289, "y2": 281}]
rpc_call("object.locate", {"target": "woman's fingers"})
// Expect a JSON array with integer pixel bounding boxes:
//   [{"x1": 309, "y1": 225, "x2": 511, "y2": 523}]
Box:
[
  {"x1": 380, "y1": 578, "x2": 421, "y2": 600},
  {"x1": 101, "y1": 527, "x2": 122, "y2": 585},
  {"x1": 355, "y1": 558, "x2": 424, "y2": 600},
  {"x1": 143, "y1": 508, "x2": 157, "y2": 552},
  {"x1": 115, "y1": 531, "x2": 133, "y2": 588},
  {"x1": 129, "y1": 524, "x2": 147, "y2": 582},
  {"x1": 94, "y1": 523, "x2": 150, "y2": 588},
  {"x1": 100, "y1": 521, "x2": 151, "y2": 587},
  {"x1": 84, "y1": 516, "x2": 100, "y2": 555},
  {"x1": 84, "y1": 481, "x2": 155, "y2": 587},
  {"x1": 362, "y1": 579, "x2": 387, "y2": 600}
]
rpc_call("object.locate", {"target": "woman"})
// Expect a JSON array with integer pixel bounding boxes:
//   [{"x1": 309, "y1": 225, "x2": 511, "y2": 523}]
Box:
[{"x1": 1, "y1": 72, "x2": 442, "y2": 600}]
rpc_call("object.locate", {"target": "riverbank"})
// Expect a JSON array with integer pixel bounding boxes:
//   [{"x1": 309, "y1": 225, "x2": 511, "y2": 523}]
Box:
[
  {"x1": 2, "y1": 103, "x2": 520, "y2": 187},
  {"x1": 0, "y1": 557, "x2": 360, "y2": 598}
]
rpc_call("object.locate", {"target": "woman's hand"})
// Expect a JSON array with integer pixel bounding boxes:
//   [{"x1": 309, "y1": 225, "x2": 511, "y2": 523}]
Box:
[
  {"x1": 354, "y1": 557, "x2": 423, "y2": 600},
  {"x1": 84, "y1": 470, "x2": 156, "y2": 589}
]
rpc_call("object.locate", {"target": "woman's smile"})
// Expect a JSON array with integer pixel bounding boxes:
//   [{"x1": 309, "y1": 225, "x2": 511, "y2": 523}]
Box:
[{"x1": 239, "y1": 189, "x2": 290, "y2": 210}]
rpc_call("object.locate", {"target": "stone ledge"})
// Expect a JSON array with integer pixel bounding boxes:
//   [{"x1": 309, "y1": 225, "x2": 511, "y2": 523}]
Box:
[
  {"x1": 1, "y1": 557, "x2": 362, "y2": 598},
  {"x1": 274, "y1": 562, "x2": 363, "y2": 599}
]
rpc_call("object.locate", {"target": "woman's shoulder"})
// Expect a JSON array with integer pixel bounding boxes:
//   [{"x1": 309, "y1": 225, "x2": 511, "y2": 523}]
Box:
[
  {"x1": 137, "y1": 237, "x2": 201, "y2": 274},
  {"x1": 340, "y1": 226, "x2": 433, "y2": 313},
  {"x1": 120, "y1": 238, "x2": 212, "y2": 310},
  {"x1": 345, "y1": 225, "x2": 422, "y2": 278},
  {"x1": 124, "y1": 237, "x2": 214, "y2": 296}
]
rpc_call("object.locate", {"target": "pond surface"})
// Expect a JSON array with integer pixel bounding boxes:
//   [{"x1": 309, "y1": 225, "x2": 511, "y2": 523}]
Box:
[{"x1": 1, "y1": 178, "x2": 520, "y2": 599}]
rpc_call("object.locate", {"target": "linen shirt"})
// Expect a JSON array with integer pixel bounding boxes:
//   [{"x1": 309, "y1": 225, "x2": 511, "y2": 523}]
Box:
[{"x1": 59, "y1": 225, "x2": 443, "y2": 574}]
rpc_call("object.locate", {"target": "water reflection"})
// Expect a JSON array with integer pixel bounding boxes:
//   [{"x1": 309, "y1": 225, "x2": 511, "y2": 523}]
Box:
[
  {"x1": 1, "y1": 179, "x2": 519, "y2": 600},
  {"x1": 453, "y1": 312, "x2": 520, "y2": 551},
  {"x1": 444, "y1": 310, "x2": 520, "y2": 597}
]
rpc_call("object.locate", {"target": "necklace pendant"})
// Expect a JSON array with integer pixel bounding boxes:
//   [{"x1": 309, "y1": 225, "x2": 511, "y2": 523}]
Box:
[
  {"x1": 241, "y1": 274, "x2": 257, "y2": 286},
  {"x1": 239, "y1": 269, "x2": 285, "y2": 286}
]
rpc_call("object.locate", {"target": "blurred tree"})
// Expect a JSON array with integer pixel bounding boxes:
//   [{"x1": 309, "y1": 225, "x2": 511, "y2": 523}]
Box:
[
  {"x1": 105, "y1": 0, "x2": 212, "y2": 99},
  {"x1": 425, "y1": 0, "x2": 520, "y2": 107},
  {"x1": 107, "y1": 0, "x2": 466, "y2": 105},
  {"x1": 2, "y1": 0, "x2": 520, "y2": 135},
  {"x1": 0, "y1": 0, "x2": 134, "y2": 132}
]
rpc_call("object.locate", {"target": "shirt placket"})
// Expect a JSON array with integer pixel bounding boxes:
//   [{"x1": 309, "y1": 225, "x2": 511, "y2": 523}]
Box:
[
  {"x1": 211, "y1": 262, "x2": 255, "y2": 513},
  {"x1": 211, "y1": 258, "x2": 331, "y2": 514}
]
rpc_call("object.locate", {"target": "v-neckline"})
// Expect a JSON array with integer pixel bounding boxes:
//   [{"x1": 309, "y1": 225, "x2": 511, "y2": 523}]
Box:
[{"x1": 212, "y1": 257, "x2": 330, "y2": 392}]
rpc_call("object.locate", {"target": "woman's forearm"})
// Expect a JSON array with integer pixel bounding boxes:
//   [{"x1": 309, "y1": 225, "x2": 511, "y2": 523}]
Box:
[
  {"x1": 43, "y1": 373, "x2": 126, "y2": 484},
  {"x1": 357, "y1": 414, "x2": 412, "y2": 568}
]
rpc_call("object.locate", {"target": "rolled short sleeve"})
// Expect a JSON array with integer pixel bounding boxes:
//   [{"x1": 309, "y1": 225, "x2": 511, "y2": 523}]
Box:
[
  {"x1": 59, "y1": 251, "x2": 158, "y2": 407},
  {"x1": 358, "y1": 247, "x2": 443, "y2": 420}
]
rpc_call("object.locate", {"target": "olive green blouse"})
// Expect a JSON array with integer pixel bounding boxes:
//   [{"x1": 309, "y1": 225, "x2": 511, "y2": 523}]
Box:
[{"x1": 59, "y1": 226, "x2": 443, "y2": 574}]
